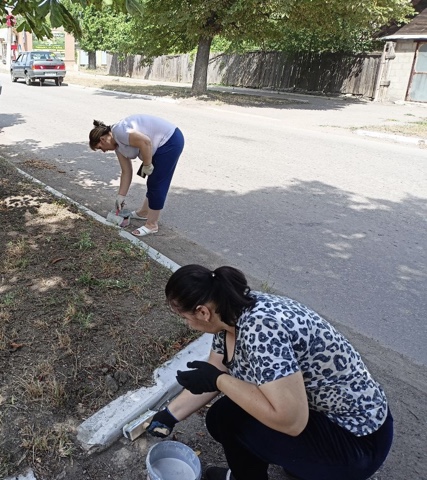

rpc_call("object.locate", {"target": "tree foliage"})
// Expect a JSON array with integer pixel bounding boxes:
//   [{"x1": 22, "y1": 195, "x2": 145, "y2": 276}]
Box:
[
  {"x1": 0, "y1": 1, "x2": 143, "y2": 39},
  {"x1": 137, "y1": 0, "x2": 415, "y2": 56},
  {"x1": 136, "y1": 0, "x2": 415, "y2": 93},
  {"x1": 64, "y1": 1, "x2": 144, "y2": 56},
  {"x1": 272, "y1": 0, "x2": 416, "y2": 53}
]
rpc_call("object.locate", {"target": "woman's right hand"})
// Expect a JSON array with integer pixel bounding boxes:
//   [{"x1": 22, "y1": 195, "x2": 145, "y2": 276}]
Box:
[
  {"x1": 143, "y1": 408, "x2": 179, "y2": 438},
  {"x1": 115, "y1": 194, "x2": 126, "y2": 212}
]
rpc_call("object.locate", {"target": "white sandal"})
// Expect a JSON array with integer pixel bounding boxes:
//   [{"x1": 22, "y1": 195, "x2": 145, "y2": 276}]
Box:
[
  {"x1": 132, "y1": 226, "x2": 158, "y2": 237},
  {"x1": 130, "y1": 210, "x2": 148, "y2": 220}
]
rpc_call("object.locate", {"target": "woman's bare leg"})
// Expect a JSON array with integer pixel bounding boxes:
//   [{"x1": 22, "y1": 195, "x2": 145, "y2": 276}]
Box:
[
  {"x1": 132, "y1": 197, "x2": 161, "y2": 233},
  {"x1": 134, "y1": 197, "x2": 149, "y2": 218},
  {"x1": 144, "y1": 209, "x2": 161, "y2": 232}
]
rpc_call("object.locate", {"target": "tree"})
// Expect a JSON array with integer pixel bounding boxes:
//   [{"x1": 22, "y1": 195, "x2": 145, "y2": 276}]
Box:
[
  {"x1": 64, "y1": 2, "x2": 109, "y2": 69},
  {"x1": 64, "y1": 1, "x2": 148, "y2": 72},
  {"x1": 136, "y1": 0, "x2": 415, "y2": 95},
  {"x1": 270, "y1": 0, "x2": 417, "y2": 53}
]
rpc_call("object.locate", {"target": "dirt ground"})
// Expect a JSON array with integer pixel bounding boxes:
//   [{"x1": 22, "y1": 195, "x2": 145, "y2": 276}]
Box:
[{"x1": 1, "y1": 73, "x2": 426, "y2": 480}]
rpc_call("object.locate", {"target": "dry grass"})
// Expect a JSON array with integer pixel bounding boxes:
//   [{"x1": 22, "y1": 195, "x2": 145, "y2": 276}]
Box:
[
  {"x1": 20, "y1": 423, "x2": 75, "y2": 463},
  {"x1": 358, "y1": 118, "x2": 427, "y2": 138}
]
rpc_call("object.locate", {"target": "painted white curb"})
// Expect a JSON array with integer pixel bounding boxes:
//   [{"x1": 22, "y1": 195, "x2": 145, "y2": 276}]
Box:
[
  {"x1": 356, "y1": 129, "x2": 426, "y2": 146},
  {"x1": 76, "y1": 334, "x2": 212, "y2": 453},
  {"x1": 4, "y1": 468, "x2": 38, "y2": 480},
  {"x1": 14, "y1": 167, "x2": 181, "y2": 273}
]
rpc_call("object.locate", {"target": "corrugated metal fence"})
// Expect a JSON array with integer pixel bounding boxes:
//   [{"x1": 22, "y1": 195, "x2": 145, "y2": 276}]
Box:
[{"x1": 108, "y1": 50, "x2": 382, "y2": 99}]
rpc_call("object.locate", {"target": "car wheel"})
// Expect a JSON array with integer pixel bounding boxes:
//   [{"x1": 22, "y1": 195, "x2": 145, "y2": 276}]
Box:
[
  {"x1": 55, "y1": 77, "x2": 63, "y2": 86},
  {"x1": 10, "y1": 71, "x2": 17, "y2": 82},
  {"x1": 25, "y1": 73, "x2": 32, "y2": 86}
]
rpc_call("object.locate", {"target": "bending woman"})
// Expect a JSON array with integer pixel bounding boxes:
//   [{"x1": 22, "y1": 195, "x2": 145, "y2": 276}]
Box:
[
  {"x1": 89, "y1": 114, "x2": 184, "y2": 236},
  {"x1": 145, "y1": 265, "x2": 393, "y2": 480}
]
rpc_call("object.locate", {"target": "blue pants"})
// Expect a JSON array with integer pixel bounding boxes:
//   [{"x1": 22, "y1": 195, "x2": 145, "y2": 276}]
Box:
[
  {"x1": 206, "y1": 396, "x2": 393, "y2": 480},
  {"x1": 146, "y1": 127, "x2": 184, "y2": 210}
]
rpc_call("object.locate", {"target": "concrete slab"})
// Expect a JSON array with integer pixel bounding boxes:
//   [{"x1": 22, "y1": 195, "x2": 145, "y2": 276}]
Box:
[
  {"x1": 356, "y1": 129, "x2": 426, "y2": 145},
  {"x1": 4, "y1": 469, "x2": 38, "y2": 480},
  {"x1": 76, "y1": 333, "x2": 212, "y2": 453}
]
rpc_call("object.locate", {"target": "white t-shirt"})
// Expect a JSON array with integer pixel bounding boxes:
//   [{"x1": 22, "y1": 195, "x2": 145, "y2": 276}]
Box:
[{"x1": 111, "y1": 114, "x2": 176, "y2": 159}]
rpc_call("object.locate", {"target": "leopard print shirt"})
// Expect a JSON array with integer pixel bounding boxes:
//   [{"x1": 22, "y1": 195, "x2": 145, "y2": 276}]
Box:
[{"x1": 212, "y1": 292, "x2": 387, "y2": 436}]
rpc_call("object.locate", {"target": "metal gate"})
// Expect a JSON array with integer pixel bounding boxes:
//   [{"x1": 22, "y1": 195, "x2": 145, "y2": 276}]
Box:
[{"x1": 407, "y1": 42, "x2": 427, "y2": 102}]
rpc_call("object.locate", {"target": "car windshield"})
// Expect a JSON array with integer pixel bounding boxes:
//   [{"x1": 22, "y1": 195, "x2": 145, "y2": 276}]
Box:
[{"x1": 32, "y1": 52, "x2": 56, "y2": 60}]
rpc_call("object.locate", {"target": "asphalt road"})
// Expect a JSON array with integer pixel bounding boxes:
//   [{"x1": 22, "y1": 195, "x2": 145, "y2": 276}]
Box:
[{"x1": 0, "y1": 70, "x2": 426, "y2": 367}]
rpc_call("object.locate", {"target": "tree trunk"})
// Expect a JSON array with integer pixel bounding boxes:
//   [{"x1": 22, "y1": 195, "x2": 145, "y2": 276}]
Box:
[
  {"x1": 126, "y1": 55, "x2": 134, "y2": 77},
  {"x1": 191, "y1": 36, "x2": 213, "y2": 96},
  {"x1": 88, "y1": 51, "x2": 96, "y2": 70}
]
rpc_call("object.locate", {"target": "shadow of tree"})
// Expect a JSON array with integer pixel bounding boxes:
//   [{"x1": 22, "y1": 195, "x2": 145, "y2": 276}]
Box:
[
  {"x1": 0, "y1": 136, "x2": 425, "y2": 364},
  {"x1": 161, "y1": 180, "x2": 427, "y2": 364},
  {"x1": 0, "y1": 156, "x2": 425, "y2": 480},
  {"x1": 0, "y1": 140, "x2": 118, "y2": 216},
  {"x1": 68, "y1": 80, "x2": 367, "y2": 111},
  {"x1": 0, "y1": 113, "x2": 25, "y2": 133}
]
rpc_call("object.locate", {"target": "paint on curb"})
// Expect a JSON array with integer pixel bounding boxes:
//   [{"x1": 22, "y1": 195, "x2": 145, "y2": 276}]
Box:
[
  {"x1": 76, "y1": 334, "x2": 212, "y2": 453},
  {"x1": 4, "y1": 468, "x2": 38, "y2": 480},
  {"x1": 14, "y1": 166, "x2": 181, "y2": 273}
]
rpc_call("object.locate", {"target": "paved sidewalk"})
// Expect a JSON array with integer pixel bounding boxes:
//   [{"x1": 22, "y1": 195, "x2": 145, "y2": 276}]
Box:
[{"x1": 63, "y1": 67, "x2": 427, "y2": 144}]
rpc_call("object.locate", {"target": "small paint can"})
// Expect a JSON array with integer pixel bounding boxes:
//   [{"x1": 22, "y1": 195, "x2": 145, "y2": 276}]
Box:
[{"x1": 146, "y1": 440, "x2": 201, "y2": 480}]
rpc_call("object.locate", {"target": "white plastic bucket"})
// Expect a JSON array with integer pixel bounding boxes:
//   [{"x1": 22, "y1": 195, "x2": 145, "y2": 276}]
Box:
[{"x1": 146, "y1": 440, "x2": 201, "y2": 480}]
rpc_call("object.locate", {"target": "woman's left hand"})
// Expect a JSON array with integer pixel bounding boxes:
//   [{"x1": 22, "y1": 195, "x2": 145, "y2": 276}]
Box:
[
  {"x1": 141, "y1": 163, "x2": 154, "y2": 176},
  {"x1": 176, "y1": 361, "x2": 226, "y2": 394}
]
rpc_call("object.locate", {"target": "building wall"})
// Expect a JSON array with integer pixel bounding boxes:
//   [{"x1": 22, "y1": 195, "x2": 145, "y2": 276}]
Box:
[
  {"x1": 77, "y1": 50, "x2": 107, "y2": 67},
  {"x1": 385, "y1": 41, "x2": 416, "y2": 101}
]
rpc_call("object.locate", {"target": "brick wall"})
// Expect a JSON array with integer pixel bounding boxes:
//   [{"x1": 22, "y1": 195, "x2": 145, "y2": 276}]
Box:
[{"x1": 385, "y1": 41, "x2": 416, "y2": 101}]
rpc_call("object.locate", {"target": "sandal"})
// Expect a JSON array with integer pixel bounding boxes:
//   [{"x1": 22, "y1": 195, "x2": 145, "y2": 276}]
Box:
[
  {"x1": 130, "y1": 210, "x2": 148, "y2": 220},
  {"x1": 132, "y1": 226, "x2": 158, "y2": 237}
]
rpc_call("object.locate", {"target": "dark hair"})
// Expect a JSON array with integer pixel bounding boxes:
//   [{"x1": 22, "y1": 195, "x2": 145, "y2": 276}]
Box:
[
  {"x1": 89, "y1": 120, "x2": 111, "y2": 150},
  {"x1": 165, "y1": 265, "x2": 256, "y2": 326}
]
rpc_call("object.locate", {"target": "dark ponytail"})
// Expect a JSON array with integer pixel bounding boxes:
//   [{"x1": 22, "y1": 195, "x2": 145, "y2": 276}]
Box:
[
  {"x1": 89, "y1": 119, "x2": 111, "y2": 150},
  {"x1": 165, "y1": 265, "x2": 255, "y2": 325}
]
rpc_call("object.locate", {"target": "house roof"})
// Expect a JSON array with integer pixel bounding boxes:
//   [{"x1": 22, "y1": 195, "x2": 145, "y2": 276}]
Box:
[{"x1": 381, "y1": 0, "x2": 427, "y2": 40}]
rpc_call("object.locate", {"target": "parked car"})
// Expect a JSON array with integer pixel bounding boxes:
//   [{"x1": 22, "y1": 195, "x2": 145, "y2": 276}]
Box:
[{"x1": 10, "y1": 51, "x2": 66, "y2": 86}]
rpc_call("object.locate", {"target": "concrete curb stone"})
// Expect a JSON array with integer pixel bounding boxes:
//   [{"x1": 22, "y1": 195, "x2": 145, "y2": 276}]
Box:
[{"x1": 356, "y1": 129, "x2": 426, "y2": 146}]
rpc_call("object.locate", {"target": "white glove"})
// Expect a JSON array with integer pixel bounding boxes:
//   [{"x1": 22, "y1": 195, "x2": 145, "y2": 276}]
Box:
[
  {"x1": 115, "y1": 194, "x2": 126, "y2": 212},
  {"x1": 141, "y1": 163, "x2": 154, "y2": 176}
]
